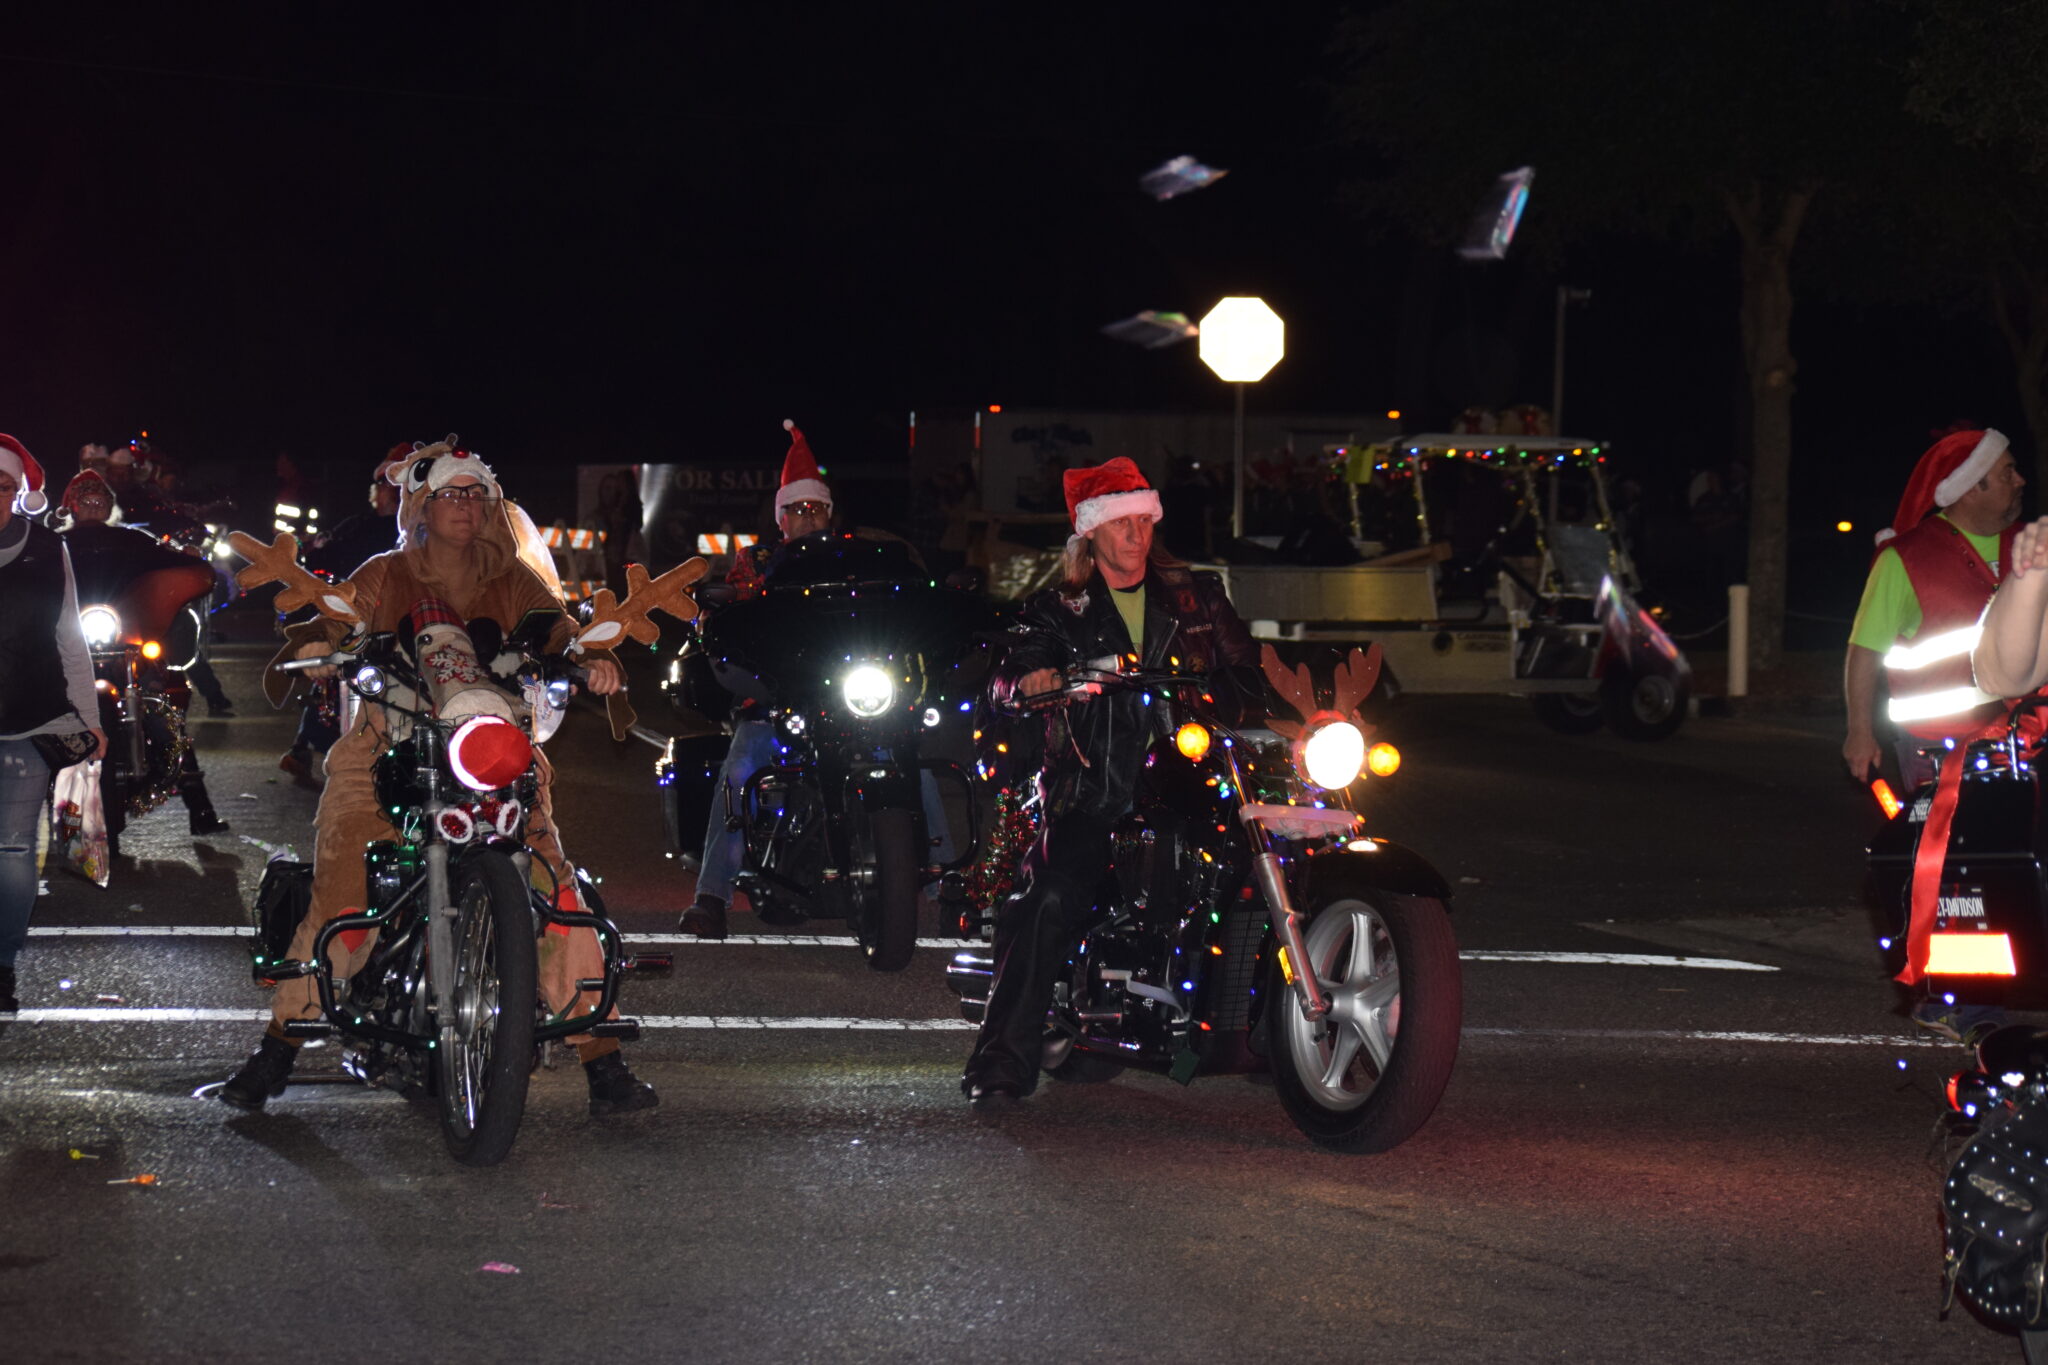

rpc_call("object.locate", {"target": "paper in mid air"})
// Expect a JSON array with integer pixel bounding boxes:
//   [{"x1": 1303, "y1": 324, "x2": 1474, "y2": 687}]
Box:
[
  {"x1": 1101, "y1": 310, "x2": 1199, "y2": 350},
  {"x1": 1457, "y1": 166, "x2": 1535, "y2": 261},
  {"x1": 1140, "y1": 155, "x2": 1228, "y2": 201}
]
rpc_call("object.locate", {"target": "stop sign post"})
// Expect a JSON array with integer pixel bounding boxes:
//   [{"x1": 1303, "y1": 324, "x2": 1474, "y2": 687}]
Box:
[{"x1": 1197, "y1": 296, "x2": 1285, "y2": 541}]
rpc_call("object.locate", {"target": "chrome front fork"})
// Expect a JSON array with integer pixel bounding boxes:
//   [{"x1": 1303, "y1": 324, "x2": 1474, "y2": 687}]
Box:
[
  {"x1": 425, "y1": 834, "x2": 454, "y2": 1033},
  {"x1": 1253, "y1": 851, "x2": 1329, "y2": 1021}
]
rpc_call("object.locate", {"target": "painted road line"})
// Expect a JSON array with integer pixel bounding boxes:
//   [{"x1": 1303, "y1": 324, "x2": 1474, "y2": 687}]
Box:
[
  {"x1": 11, "y1": 1009, "x2": 269, "y2": 1023},
  {"x1": 6, "y1": 1010, "x2": 1947, "y2": 1047},
  {"x1": 1460, "y1": 950, "x2": 1778, "y2": 973},
  {"x1": 1465, "y1": 1026, "x2": 1948, "y2": 1048},
  {"x1": 24, "y1": 928, "x2": 1779, "y2": 972}
]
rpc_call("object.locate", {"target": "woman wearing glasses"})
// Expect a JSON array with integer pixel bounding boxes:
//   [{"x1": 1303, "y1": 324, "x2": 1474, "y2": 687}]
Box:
[{"x1": 219, "y1": 442, "x2": 660, "y2": 1117}]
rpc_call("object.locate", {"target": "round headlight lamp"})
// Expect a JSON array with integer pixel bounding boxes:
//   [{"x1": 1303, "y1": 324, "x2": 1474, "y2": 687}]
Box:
[
  {"x1": 80, "y1": 605, "x2": 121, "y2": 648},
  {"x1": 352, "y1": 664, "x2": 388, "y2": 697},
  {"x1": 1299, "y1": 720, "x2": 1366, "y2": 790},
  {"x1": 842, "y1": 664, "x2": 894, "y2": 718}
]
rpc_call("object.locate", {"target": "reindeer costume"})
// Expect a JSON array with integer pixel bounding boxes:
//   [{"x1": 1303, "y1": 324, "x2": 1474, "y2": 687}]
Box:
[{"x1": 222, "y1": 442, "x2": 693, "y2": 1115}]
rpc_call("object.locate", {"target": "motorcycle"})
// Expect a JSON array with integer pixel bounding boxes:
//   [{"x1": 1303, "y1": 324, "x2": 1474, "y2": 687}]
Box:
[
  {"x1": 943, "y1": 641, "x2": 1462, "y2": 1152},
  {"x1": 251, "y1": 620, "x2": 662, "y2": 1166},
  {"x1": 76, "y1": 557, "x2": 217, "y2": 836},
  {"x1": 655, "y1": 533, "x2": 1001, "y2": 969},
  {"x1": 1936, "y1": 1026, "x2": 2048, "y2": 1361},
  {"x1": 1865, "y1": 704, "x2": 2048, "y2": 1355}
]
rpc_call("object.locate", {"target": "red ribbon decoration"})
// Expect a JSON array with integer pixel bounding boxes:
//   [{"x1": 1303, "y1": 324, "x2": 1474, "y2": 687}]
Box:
[{"x1": 1899, "y1": 704, "x2": 2046, "y2": 984}]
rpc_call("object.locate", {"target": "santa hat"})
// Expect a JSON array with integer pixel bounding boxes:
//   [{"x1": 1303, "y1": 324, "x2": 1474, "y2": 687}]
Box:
[
  {"x1": 774, "y1": 419, "x2": 832, "y2": 515},
  {"x1": 0, "y1": 434, "x2": 50, "y2": 515},
  {"x1": 1064, "y1": 456, "x2": 1164, "y2": 540},
  {"x1": 60, "y1": 470, "x2": 115, "y2": 516},
  {"x1": 1876, "y1": 428, "x2": 2009, "y2": 546}
]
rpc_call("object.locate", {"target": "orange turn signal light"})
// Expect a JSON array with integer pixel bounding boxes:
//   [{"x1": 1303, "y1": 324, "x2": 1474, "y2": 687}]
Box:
[
  {"x1": 140, "y1": 640, "x2": 162, "y2": 661},
  {"x1": 1175, "y1": 723, "x2": 1211, "y2": 761},
  {"x1": 1925, "y1": 932, "x2": 2017, "y2": 977},
  {"x1": 1367, "y1": 742, "x2": 1401, "y2": 777},
  {"x1": 1871, "y1": 778, "x2": 1903, "y2": 820}
]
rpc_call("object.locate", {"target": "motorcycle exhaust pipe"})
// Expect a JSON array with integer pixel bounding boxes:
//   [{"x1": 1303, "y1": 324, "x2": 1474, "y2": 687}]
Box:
[{"x1": 1253, "y1": 852, "x2": 1329, "y2": 1021}]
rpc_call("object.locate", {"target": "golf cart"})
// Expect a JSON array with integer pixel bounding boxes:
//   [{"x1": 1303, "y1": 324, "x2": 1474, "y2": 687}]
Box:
[{"x1": 1210, "y1": 435, "x2": 1691, "y2": 740}]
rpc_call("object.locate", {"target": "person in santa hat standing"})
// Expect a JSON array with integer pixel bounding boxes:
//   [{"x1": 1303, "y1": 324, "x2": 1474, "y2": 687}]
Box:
[
  {"x1": 1847, "y1": 427, "x2": 2024, "y2": 1044},
  {"x1": 960, "y1": 456, "x2": 1262, "y2": 1106},
  {"x1": 678, "y1": 421, "x2": 837, "y2": 937},
  {"x1": 0, "y1": 435, "x2": 104, "y2": 1014},
  {"x1": 1845, "y1": 428, "x2": 2025, "y2": 788}
]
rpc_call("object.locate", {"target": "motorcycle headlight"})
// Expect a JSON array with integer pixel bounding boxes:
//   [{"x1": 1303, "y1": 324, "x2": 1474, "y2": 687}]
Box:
[
  {"x1": 448, "y1": 714, "x2": 534, "y2": 793},
  {"x1": 842, "y1": 664, "x2": 894, "y2": 718},
  {"x1": 79, "y1": 605, "x2": 121, "y2": 648},
  {"x1": 1298, "y1": 720, "x2": 1366, "y2": 790},
  {"x1": 352, "y1": 664, "x2": 387, "y2": 697}
]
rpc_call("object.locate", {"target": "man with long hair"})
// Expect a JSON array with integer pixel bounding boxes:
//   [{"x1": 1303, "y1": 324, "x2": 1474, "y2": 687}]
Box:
[{"x1": 962, "y1": 456, "x2": 1260, "y2": 1105}]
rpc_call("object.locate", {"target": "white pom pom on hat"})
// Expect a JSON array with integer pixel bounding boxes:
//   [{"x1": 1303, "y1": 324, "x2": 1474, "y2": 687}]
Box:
[{"x1": 0, "y1": 433, "x2": 49, "y2": 515}]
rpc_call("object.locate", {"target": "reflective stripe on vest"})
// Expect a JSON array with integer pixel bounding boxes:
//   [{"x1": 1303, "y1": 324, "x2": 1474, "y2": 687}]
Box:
[{"x1": 1880, "y1": 518, "x2": 2012, "y2": 739}]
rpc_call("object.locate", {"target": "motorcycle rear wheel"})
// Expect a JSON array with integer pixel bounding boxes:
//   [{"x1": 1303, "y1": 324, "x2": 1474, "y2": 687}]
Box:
[
  {"x1": 859, "y1": 807, "x2": 920, "y2": 972},
  {"x1": 1268, "y1": 883, "x2": 1461, "y2": 1154},
  {"x1": 435, "y1": 849, "x2": 538, "y2": 1167}
]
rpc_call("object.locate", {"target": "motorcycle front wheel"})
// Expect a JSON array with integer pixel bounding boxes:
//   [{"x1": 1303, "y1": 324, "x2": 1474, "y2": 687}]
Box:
[
  {"x1": 435, "y1": 848, "x2": 538, "y2": 1167},
  {"x1": 1268, "y1": 880, "x2": 1461, "y2": 1154},
  {"x1": 856, "y1": 806, "x2": 920, "y2": 972}
]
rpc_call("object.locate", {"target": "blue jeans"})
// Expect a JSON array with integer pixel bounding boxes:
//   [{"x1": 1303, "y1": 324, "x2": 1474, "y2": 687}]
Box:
[
  {"x1": 0, "y1": 739, "x2": 50, "y2": 968},
  {"x1": 695, "y1": 719, "x2": 958, "y2": 903}
]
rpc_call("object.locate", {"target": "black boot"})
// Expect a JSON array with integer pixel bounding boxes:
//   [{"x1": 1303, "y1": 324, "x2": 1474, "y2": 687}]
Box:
[
  {"x1": 219, "y1": 1034, "x2": 298, "y2": 1109},
  {"x1": 585, "y1": 1051, "x2": 659, "y2": 1116},
  {"x1": 0, "y1": 964, "x2": 17, "y2": 1013},
  {"x1": 679, "y1": 894, "x2": 727, "y2": 940},
  {"x1": 189, "y1": 807, "x2": 231, "y2": 835}
]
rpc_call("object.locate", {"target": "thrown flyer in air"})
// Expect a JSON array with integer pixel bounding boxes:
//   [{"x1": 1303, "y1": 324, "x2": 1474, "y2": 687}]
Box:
[
  {"x1": 1457, "y1": 166, "x2": 1535, "y2": 260},
  {"x1": 1100, "y1": 310, "x2": 1199, "y2": 349},
  {"x1": 1139, "y1": 154, "x2": 1228, "y2": 200}
]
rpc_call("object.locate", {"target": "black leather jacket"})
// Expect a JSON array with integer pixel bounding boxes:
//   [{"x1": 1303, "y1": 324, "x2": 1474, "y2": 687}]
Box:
[{"x1": 993, "y1": 561, "x2": 1260, "y2": 821}]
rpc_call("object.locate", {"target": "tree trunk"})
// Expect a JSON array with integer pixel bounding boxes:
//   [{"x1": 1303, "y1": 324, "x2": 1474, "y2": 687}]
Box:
[
  {"x1": 1987, "y1": 267, "x2": 2048, "y2": 495},
  {"x1": 1728, "y1": 183, "x2": 1814, "y2": 676}
]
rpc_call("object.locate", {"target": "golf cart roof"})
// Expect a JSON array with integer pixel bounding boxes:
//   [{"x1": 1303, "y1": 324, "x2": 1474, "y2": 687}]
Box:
[{"x1": 1395, "y1": 434, "x2": 1610, "y2": 455}]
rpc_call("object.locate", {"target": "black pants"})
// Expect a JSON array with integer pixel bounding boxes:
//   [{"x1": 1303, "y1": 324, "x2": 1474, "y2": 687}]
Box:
[{"x1": 961, "y1": 811, "x2": 1113, "y2": 1096}]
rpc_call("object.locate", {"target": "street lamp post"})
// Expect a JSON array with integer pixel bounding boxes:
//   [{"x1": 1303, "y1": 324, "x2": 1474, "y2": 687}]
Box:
[{"x1": 1197, "y1": 296, "x2": 1285, "y2": 543}]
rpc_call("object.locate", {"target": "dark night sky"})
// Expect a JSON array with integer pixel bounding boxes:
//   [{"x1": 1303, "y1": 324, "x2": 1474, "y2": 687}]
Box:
[{"x1": 0, "y1": 4, "x2": 2019, "y2": 607}]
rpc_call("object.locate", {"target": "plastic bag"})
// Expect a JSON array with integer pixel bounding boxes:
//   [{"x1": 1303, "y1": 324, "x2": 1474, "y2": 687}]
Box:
[{"x1": 52, "y1": 759, "x2": 110, "y2": 888}]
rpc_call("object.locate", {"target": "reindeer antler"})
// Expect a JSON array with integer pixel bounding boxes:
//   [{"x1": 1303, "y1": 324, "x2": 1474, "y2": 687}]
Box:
[
  {"x1": 1331, "y1": 644, "x2": 1383, "y2": 719},
  {"x1": 569, "y1": 557, "x2": 709, "y2": 654},
  {"x1": 228, "y1": 530, "x2": 363, "y2": 626},
  {"x1": 1260, "y1": 644, "x2": 1321, "y2": 741}
]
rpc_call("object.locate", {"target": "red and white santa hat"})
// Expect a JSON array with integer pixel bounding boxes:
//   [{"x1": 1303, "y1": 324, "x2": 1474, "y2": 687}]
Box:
[
  {"x1": 1064, "y1": 456, "x2": 1163, "y2": 542},
  {"x1": 775, "y1": 419, "x2": 832, "y2": 515},
  {"x1": 1876, "y1": 428, "x2": 2009, "y2": 546},
  {"x1": 0, "y1": 434, "x2": 50, "y2": 514}
]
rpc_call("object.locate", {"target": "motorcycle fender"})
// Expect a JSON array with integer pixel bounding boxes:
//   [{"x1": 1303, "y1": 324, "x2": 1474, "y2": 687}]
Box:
[
  {"x1": 851, "y1": 768, "x2": 920, "y2": 813},
  {"x1": 1303, "y1": 837, "x2": 1452, "y2": 903}
]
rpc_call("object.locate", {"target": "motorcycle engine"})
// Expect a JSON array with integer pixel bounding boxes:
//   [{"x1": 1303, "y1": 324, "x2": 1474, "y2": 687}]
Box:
[{"x1": 1946, "y1": 1088, "x2": 2048, "y2": 1326}]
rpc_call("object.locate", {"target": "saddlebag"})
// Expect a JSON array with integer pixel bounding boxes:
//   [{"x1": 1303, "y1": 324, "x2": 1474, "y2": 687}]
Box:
[{"x1": 251, "y1": 857, "x2": 314, "y2": 976}]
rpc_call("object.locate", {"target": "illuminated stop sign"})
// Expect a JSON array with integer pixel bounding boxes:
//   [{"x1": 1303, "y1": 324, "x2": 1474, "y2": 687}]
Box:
[{"x1": 1198, "y1": 297, "x2": 1285, "y2": 383}]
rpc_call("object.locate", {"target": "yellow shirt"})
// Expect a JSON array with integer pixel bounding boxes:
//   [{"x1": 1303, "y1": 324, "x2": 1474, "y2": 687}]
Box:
[{"x1": 1848, "y1": 515, "x2": 2001, "y2": 652}]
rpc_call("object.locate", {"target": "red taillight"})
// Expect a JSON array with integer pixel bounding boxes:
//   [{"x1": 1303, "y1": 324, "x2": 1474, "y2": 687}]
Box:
[
  {"x1": 1925, "y1": 932, "x2": 2017, "y2": 977},
  {"x1": 448, "y1": 715, "x2": 532, "y2": 792},
  {"x1": 1871, "y1": 778, "x2": 1903, "y2": 820}
]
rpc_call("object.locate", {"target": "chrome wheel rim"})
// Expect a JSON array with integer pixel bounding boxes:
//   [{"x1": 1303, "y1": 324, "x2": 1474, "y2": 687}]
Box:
[
  {"x1": 445, "y1": 880, "x2": 501, "y2": 1134},
  {"x1": 1278, "y1": 899, "x2": 1400, "y2": 1112}
]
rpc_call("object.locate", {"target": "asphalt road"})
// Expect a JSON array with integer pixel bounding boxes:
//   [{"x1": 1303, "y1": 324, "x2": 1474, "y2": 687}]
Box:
[{"x1": 0, "y1": 644, "x2": 2017, "y2": 1363}]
